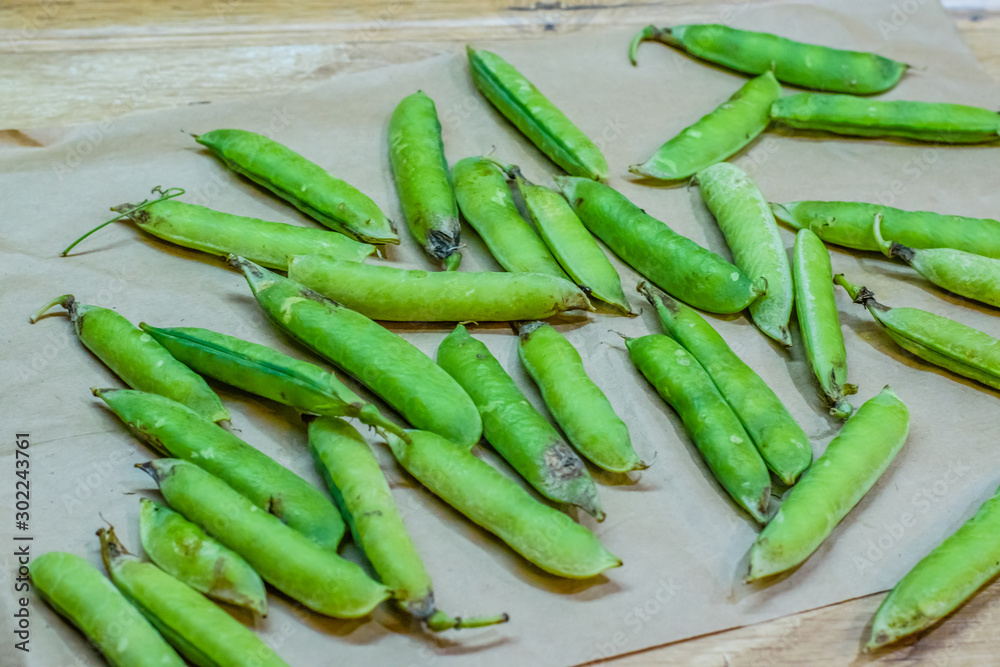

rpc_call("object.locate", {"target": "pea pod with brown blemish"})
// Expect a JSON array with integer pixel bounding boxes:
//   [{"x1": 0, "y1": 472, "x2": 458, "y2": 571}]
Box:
[
  {"x1": 510, "y1": 168, "x2": 632, "y2": 315},
  {"x1": 286, "y1": 255, "x2": 592, "y2": 322},
  {"x1": 139, "y1": 323, "x2": 406, "y2": 439},
  {"x1": 639, "y1": 282, "x2": 812, "y2": 486},
  {"x1": 629, "y1": 24, "x2": 907, "y2": 94},
  {"x1": 868, "y1": 481, "x2": 1000, "y2": 649},
  {"x1": 195, "y1": 128, "x2": 398, "y2": 244},
  {"x1": 467, "y1": 46, "x2": 608, "y2": 180},
  {"x1": 437, "y1": 324, "x2": 604, "y2": 519},
  {"x1": 519, "y1": 321, "x2": 645, "y2": 473},
  {"x1": 771, "y1": 200, "x2": 1000, "y2": 259},
  {"x1": 231, "y1": 256, "x2": 483, "y2": 448},
  {"x1": 138, "y1": 459, "x2": 391, "y2": 619},
  {"x1": 873, "y1": 212, "x2": 1000, "y2": 309},
  {"x1": 384, "y1": 429, "x2": 621, "y2": 578},
  {"x1": 452, "y1": 156, "x2": 571, "y2": 279},
  {"x1": 625, "y1": 333, "x2": 771, "y2": 523},
  {"x1": 629, "y1": 71, "x2": 781, "y2": 182},
  {"x1": 30, "y1": 551, "x2": 185, "y2": 667},
  {"x1": 557, "y1": 176, "x2": 762, "y2": 314},
  {"x1": 308, "y1": 417, "x2": 509, "y2": 630},
  {"x1": 98, "y1": 526, "x2": 291, "y2": 667},
  {"x1": 747, "y1": 386, "x2": 909, "y2": 581},
  {"x1": 835, "y1": 274, "x2": 1000, "y2": 391},
  {"x1": 30, "y1": 295, "x2": 229, "y2": 423},
  {"x1": 94, "y1": 387, "x2": 347, "y2": 550},
  {"x1": 770, "y1": 93, "x2": 1000, "y2": 143},
  {"x1": 389, "y1": 90, "x2": 463, "y2": 270},
  {"x1": 139, "y1": 498, "x2": 267, "y2": 616}
]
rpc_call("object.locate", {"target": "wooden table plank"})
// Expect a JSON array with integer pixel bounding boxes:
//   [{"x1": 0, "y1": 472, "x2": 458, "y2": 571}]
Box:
[{"x1": 5, "y1": 2, "x2": 1000, "y2": 665}]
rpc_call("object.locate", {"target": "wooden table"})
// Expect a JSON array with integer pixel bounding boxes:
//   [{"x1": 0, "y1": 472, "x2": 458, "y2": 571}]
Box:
[{"x1": 5, "y1": 2, "x2": 1000, "y2": 664}]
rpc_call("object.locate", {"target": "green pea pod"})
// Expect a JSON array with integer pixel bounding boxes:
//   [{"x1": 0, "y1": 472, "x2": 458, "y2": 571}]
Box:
[
  {"x1": 98, "y1": 527, "x2": 290, "y2": 667},
  {"x1": 747, "y1": 386, "x2": 909, "y2": 580},
  {"x1": 518, "y1": 321, "x2": 644, "y2": 473},
  {"x1": 771, "y1": 200, "x2": 1000, "y2": 258},
  {"x1": 231, "y1": 256, "x2": 483, "y2": 448},
  {"x1": 793, "y1": 229, "x2": 856, "y2": 419},
  {"x1": 30, "y1": 551, "x2": 185, "y2": 667},
  {"x1": 770, "y1": 94, "x2": 1000, "y2": 144},
  {"x1": 384, "y1": 429, "x2": 621, "y2": 578},
  {"x1": 629, "y1": 71, "x2": 781, "y2": 181},
  {"x1": 557, "y1": 176, "x2": 762, "y2": 314},
  {"x1": 625, "y1": 334, "x2": 771, "y2": 523},
  {"x1": 835, "y1": 275, "x2": 1000, "y2": 391},
  {"x1": 286, "y1": 255, "x2": 591, "y2": 321},
  {"x1": 467, "y1": 46, "x2": 608, "y2": 180},
  {"x1": 307, "y1": 417, "x2": 509, "y2": 630},
  {"x1": 107, "y1": 198, "x2": 374, "y2": 270},
  {"x1": 389, "y1": 90, "x2": 462, "y2": 270},
  {"x1": 639, "y1": 282, "x2": 811, "y2": 486},
  {"x1": 195, "y1": 129, "x2": 398, "y2": 245},
  {"x1": 873, "y1": 213, "x2": 1000, "y2": 308},
  {"x1": 30, "y1": 295, "x2": 229, "y2": 423},
  {"x1": 452, "y1": 156, "x2": 570, "y2": 279},
  {"x1": 139, "y1": 323, "x2": 405, "y2": 439},
  {"x1": 629, "y1": 24, "x2": 907, "y2": 94},
  {"x1": 437, "y1": 324, "x2": 604, "y2": 519},
  {"x1": 698, "y1": 162, "x2": 793, "y2": 346},
  {"x1": 511, "y1": 169, "x2": 632, "y2": 316},
  {"x1": 141, "y1": 459, "x2": 391, "y2": 618},
  {"x1": 94, "y1": 387, "x2": 346, "y2": 550},
  {"x1": 139, "y1": 498, "x2": 267, "y2": 615},
  {"x1": 868, "y1": 482, "x2": 1000, "y2": 649}
]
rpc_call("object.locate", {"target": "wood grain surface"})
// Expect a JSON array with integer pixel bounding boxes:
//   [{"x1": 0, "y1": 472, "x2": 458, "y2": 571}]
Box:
[{"x1": 4, "y1": 2, "x2": 1000, "y2": 665}]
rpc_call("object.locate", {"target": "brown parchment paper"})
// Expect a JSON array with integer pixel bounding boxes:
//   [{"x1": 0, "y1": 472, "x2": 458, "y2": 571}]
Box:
[{"x1": 5, "y1": 0, "x2": 1000, "y2": 664}]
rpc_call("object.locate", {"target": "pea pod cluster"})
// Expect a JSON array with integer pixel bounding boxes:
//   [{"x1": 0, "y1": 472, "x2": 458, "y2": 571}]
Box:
[{"x1": 629, "y1": 23, "x2": 907, "y2": 94}]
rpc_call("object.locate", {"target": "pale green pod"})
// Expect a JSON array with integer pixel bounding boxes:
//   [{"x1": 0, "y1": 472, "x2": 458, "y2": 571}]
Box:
[
  {"x1": 94, "y1": 387, "x2": 347, "y2": 551},
  {"x1": 747, "y1": 386, "x2": 909, "y2": 581},
  {"x1": 452, "y1": 156, "x2": 570, "y2": 279},
  {"x1": 771, "y1": 94, "x2": 1000, "y2": 143},
  {"x1": 109, "y1": 198, "x2": 374, "y2": 269},
  {"x1": 698, "y1": 162, "x2": 793, "y2": 346},
  {"x1": 30, "y1": 552, "x2": 185, "y2": 667},
  {"x1": 286, "y1": 255, "x2": 592, "y2": 321},
  {"x1": 630, "y1": 71, "x2": 781, "y2": 181},
  {"x1": 437, "y1": 324, "x2": 604, "y2": 519},
  {"x1": 139, "y1": 323, "x2": 405, "y2": 439},
  {"x1": 518, "y1": 321, "x2": 645, "y2": 473},
  {"x1": 30, "y1": 295, "x2": 229, "y2": 423},
  {"x1": 139, "y1": 499, "x2": 267, "y2": 615},
  {"x1": 195, "y1": 129, "x2": 398, "y2": 244},
  {"x1": 512, "y1": 170, "x2": 632, "y2": 315},
  {"x1": 873, "y1": 213, "x2": 1000, "y2": 308},
  {"x1": 836, "y1": 275, "x2": 1000, "y2": 391},
  {"x1": 629, "y1": 24, "x2": 907, "y2": 94},
  {"x1": 625, "y1": 334, "x2": 771, "y2": 523},
  {"x1": 467, "y1": 46, "x2": 609, "y2": 180},
  {"x1": 389, "y1": 90, "x2": 462, "y2": 269},
  {"x1": 557, "y1": 176, "x2": 761, "y2": 314},
  {"x1": 385, "y1": 430, "x2": 622, "y2": 578},
  {"x1": 98, "y1": 527, "x2": 290, "y2": 667},
  {"x1": 793, "y1": 229, "x2": 856, "y2": 419},
  {"x1": 772, "y1": 200, "x2": 1000, "y2": 258},
  {"x1": 141, "y1": 459, "x2": 391, "y2": 618},
  {"x1": 639, "y1": 282, "x2": 812, "y2": 486},
  {"x1": 869, "y1": 483, "x2": 1000, "y2": 649}
]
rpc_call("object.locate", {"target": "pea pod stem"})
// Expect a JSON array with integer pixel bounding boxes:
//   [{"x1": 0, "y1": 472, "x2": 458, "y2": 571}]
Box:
[
  {"x1": 628, "y1": 25, "x2": 678, "y2": 65},
  {"x1": 61, "y1": 186, "x2": 185, "y2": 256}
]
